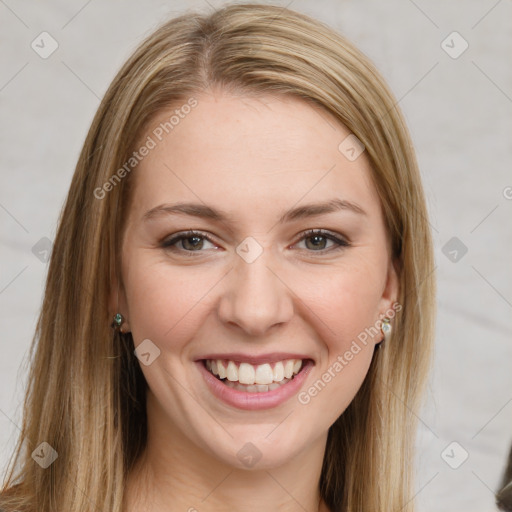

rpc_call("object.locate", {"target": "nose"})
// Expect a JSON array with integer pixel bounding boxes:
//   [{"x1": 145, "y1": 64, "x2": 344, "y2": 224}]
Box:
[{"x1": 217, "y1": 246, "x2": 294, "y2": 337}]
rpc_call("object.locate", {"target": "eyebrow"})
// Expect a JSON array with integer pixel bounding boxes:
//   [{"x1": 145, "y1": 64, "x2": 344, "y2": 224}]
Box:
[{"x1": 142, "y1": 198, "x2": 366, "y2": 225}]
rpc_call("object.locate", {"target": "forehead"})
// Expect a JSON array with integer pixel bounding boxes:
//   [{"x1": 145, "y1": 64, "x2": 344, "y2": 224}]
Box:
[{"x1": 128, "y1": 91, "x2": 381, "y2": 222}]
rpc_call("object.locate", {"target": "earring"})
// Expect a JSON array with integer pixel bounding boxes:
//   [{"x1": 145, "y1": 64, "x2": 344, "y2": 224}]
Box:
[
  {"x1": 112, "y1": 313, "x2": 124, "y2": 332},
  {"x1": 376, "y1": 317, "x2": 392, "y2": 348}
]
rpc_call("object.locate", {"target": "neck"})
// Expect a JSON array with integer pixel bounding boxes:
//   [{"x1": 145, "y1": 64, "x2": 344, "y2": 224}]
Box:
[{"x1": 124, "y1": 391, "x2": 330, "y2": 512}]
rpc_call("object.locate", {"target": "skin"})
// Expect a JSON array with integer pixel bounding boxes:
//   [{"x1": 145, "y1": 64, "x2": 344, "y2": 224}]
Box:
[{"x1": 112, "y1": 88, "x2": 399, "y2": 512}]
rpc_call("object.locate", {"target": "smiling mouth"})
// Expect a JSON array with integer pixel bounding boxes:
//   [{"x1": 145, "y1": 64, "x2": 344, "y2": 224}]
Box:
[{"x1": 202, "y1": 358, "x2": 311, "y2": 393}]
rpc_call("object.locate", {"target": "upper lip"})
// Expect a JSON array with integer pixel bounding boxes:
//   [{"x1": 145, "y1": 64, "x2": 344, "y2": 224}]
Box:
[{"x1": 195, "y1": 352, "x2": 314, "y2": 365}]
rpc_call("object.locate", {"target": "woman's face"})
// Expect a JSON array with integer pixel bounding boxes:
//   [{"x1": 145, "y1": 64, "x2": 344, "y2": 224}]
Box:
[{"x1": 116, "y1": 90, "x2": 398, "y2": 469}]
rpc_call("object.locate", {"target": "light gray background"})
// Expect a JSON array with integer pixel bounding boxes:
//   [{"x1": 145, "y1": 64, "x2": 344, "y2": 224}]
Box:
[{"x1": 1, "y1": 1, "x2": 511, "y2": 510}]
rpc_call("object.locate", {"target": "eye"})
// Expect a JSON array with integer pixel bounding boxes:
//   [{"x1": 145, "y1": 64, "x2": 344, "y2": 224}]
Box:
[
  {"x1": 160, "y1": 231, "x2": 218, "y2": 255},
  {"x1": 294, "y1": 229, "x2": 350, "y2": 254},
  {"x1": 161, "y1": 229, "x2": 350, "y2": 256}
]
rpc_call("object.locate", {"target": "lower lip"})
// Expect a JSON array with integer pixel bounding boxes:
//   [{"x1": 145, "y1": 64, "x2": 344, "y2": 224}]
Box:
[{"x1": 196, "y1": 359, "x2": 314, "y2": 410}]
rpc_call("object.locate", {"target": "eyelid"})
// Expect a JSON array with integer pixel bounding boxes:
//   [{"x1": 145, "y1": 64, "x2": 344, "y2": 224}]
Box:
[
  {"x1": 295, "y1": 228, "x2": 350, "y2": 246},
  {"x1": 160, "y1": 230, "x2": 218, "y2": 250},
  {"x1": 161, "y1": 228, "x2": 350, "y2": 254}
]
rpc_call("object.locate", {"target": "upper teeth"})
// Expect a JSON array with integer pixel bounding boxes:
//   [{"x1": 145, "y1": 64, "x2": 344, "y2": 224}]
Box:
[{"x1": 206, "y1": 359, "x2": 303, "y2": 385}]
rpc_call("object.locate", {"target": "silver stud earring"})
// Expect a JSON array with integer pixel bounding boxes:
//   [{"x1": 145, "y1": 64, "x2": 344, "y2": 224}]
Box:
[
  {"x1": 376, "y1": 317, "x2": 392, "y2": 348},
  {"x1": 112, "y1": 313, "x2": 124, "y2": 332}
]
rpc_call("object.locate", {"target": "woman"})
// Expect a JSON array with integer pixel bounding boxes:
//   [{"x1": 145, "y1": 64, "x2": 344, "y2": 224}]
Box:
[{"x1": 0, "y1": 3, "x2": 436, "y2": 511}]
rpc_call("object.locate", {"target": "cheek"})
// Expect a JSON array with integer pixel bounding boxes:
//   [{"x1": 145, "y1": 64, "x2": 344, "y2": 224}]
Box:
[
  {"x1": 297, "y1": 261, "x2": 383, "y2": 381},
  {"x1": 295, "y1": 268, "x2": 380, "y2": 413},
  {"x1": 297, "y1": 259, "x2": 384, "y2": 344},
  {"x1": 123, "y1": 253, "x2": 218, "y2": 347}
]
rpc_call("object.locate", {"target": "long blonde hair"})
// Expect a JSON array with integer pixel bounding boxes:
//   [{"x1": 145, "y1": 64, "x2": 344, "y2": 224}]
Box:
[{"x1": 0, "y1": 3, "x2": 436, "y2": 511}]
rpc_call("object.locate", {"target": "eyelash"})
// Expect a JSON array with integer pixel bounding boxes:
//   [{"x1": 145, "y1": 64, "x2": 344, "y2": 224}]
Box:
[{"x1": 160, "y1": 229, "x2": 351, "y2": 256}]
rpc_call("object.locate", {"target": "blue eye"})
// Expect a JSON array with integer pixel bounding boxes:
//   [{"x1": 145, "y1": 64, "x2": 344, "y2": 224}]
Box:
[{"x1": 161, "y1": 229, "x2": 350, "y2": 256}]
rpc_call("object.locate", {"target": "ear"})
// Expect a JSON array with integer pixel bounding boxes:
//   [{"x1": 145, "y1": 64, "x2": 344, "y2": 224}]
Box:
[
  {"x1": 108, "y1": 273, "x2": 131, "y2": 333},
  {"x1": 377, "y1": 257, "x2": 400, "y2": 319}
]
